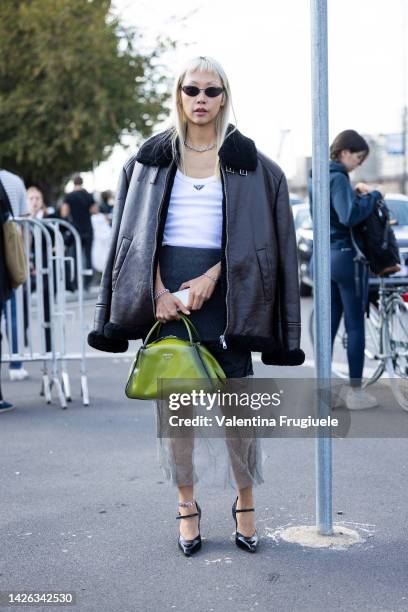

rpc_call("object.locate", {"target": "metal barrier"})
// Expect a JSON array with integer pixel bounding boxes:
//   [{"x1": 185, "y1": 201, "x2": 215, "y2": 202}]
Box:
[{"x1": 1, "y1": 217, "x2": 90, "y2": 408}]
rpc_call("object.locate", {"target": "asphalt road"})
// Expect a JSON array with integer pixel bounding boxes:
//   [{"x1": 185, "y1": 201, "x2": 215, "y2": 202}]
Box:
[{"x1": 1, "y1": 295, "x2": 408, "y2": 612}]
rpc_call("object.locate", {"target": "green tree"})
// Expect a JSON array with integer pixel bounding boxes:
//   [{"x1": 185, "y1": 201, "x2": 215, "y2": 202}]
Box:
[{"x1": 0, "y1": 0, "x2": 174, "y2": 201}]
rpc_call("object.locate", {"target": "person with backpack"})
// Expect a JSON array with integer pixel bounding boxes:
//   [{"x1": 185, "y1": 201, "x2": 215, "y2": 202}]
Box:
[
  {"x1": 308, "y1": 129, "x2": 385, "y2": 410},
  {"x1": 0, "y1": 169, "x2": 29, "y2": 382}
]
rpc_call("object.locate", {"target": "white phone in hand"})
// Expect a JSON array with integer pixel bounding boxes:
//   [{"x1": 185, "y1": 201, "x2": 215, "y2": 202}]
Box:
[{"x1": 172, "y1": 288, "x2": 190, "y2": 307}]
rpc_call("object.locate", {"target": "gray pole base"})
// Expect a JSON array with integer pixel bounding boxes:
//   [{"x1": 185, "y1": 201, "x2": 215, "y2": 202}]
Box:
[{"x1": 279, "y1": 525, "x2": 361, "y2": 549}]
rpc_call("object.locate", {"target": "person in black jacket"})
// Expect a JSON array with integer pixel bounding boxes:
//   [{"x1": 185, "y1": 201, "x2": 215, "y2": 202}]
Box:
[
  {"x1": 60, "y1": 175, "x2": 97, "y2": 291},
  {"x1": 0, "y1": 193, "x2": 14, "y2": 412},
  {"x1": 308, "y1": 129, "x2": 384, "y2": 410}
]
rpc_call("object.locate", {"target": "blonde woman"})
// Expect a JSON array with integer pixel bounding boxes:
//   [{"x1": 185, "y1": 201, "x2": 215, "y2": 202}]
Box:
[
  {"x1": 88, "y1": 56, "x2": 304, "y2": 556},
  {"x1": 27, "y1": 186, "x2": 56, "y2": 352},
  {"x1": 27, "y1": 186, "x2": 48, "y2": 219}
]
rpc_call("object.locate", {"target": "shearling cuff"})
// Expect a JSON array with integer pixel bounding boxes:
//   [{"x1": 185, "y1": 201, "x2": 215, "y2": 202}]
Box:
[
  {"x1": 261, "y1": 348, "x2": 305, "y2": 366},
  {"x1": 87, "y1": 331, "x2": 129, "y2": 353}
]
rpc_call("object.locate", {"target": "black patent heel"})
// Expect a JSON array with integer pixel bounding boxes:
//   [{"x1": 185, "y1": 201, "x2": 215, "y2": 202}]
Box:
[
  {"x1": 176, "y1": 501, "x2": 202, "y2": 557},
  {"x1": 232, "y1": 496, "x2": 259, "y2": 553}
]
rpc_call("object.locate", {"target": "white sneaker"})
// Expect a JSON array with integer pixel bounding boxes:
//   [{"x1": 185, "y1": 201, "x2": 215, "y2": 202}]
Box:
[
  {"x1": 331, "y1": 385, "x2": 349, "y2": 409},
  {"x1": 9, "y1": 368, "x2": 29, "y2": 382},
  {"x1": 345, "y1": 387, "x2": 378, "y2": 410}
]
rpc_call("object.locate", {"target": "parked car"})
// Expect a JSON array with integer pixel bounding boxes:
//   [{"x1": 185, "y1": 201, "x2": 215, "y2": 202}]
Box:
[
  {"x1": 295, "y1": 194, "x2": 408, "y2": 296},
  {"x1": 383, "y1": 194, "x2": 408, "y2": 276},
  {"x1": 291, "y1": 203, "x2": 313, "y2": 296}
]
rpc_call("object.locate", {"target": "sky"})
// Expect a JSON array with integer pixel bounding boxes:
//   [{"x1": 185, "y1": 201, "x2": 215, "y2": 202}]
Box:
[{"x1": 86, "y1": 0, "x2": 408, "y2": 190}]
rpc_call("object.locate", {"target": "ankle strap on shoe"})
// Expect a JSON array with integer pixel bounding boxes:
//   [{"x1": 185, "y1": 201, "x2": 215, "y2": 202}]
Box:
[
  {"x1": 235, "y1": 507, "x2": 255, "y2": 513},
  {"x1": 176, "y1": 512, "x2": 199, "y2": 520}
]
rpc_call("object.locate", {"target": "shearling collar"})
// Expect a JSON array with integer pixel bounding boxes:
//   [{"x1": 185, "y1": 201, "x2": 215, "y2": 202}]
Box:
[{"x1": 135, "y1": 123, "x2": 258, "y2": 172}]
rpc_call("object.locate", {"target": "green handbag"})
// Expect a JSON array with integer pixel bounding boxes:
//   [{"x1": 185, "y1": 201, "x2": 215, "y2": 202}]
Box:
[{"x1": 125, "y1": 314, "x2": 227, "y2": 400}]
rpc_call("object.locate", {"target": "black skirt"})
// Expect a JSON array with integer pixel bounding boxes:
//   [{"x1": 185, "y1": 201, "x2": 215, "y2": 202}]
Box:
[{"x1": 158, "y1": 245, "x2": 253, "y2": 378}]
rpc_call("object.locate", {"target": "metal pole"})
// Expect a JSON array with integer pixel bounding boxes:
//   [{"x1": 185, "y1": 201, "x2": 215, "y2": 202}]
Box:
[
  {"x1": 402, "y1": 106, "x2": 407, "y2": 194},
  {"x1": 401, "y1": 0, "x2": 407, "y2": 194},
  {"x1": 310, "y1": 0, "x2": 333, "y2": 535}
]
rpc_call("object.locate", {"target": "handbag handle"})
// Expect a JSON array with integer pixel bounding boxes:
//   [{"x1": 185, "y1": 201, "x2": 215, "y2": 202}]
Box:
[{"x1": 142, "y1": 314, "x2": 201, "y2": 348}]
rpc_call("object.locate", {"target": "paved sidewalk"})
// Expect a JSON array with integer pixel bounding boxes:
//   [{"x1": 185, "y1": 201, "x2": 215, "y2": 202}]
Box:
[{"x1": 1, "y1": 351, "x2": 408, "y2": 612}]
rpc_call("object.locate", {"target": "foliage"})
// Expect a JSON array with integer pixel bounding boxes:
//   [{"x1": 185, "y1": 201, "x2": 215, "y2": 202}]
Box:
[{"x1": 0, "y1": 0, "x2": 175, "y2": 200}]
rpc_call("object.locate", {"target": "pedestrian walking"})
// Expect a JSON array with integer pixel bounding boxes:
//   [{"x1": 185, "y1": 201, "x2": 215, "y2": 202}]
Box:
[
  {"x1": 91, "y1": 207, "x2": 112, "y2": 281},
  {"x1": 0, "y1": 169, "x2": 29, "y2": 381},
  {"x1": 308, "y1": 129, "x2": 385, "y2": 410},
  {"x1": 88, "y1": 55, "x2": 304, "y2": 555},
  {"x1": 0, "y1": 180, "x2": 14, "y2": 412},
  {"x1": 60, "y1": 175, "x2": 97, "y2": 290},
  {"x1": 99, "y1": 190, "x2": 114, "y2": 221}
]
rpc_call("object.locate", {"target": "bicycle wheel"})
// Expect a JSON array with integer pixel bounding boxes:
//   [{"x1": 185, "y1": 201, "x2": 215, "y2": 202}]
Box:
[
  {"x1": 364, "y1": 302, "x2": 381, "y2": 362},
  {"x1": 308, "y1": 307, "x2": 348, "y2": 379},
  {"x1": 383, "y1": 295, "x2": 408, "y2": 411},
  {"x1": 309, "y1": 304, "x2": 384, "y2": 382},
  {"x1": 387, "y1": 295, "x2": 408, "y2": 377}
]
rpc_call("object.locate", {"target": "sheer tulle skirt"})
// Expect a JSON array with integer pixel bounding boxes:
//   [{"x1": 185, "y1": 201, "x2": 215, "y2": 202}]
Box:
[
  {"x1": 154, "y1": 245, "x2": 265, "y2": 490},
  {"x1": 154, "y1": 388, "x2": 266, "y2": 490}
]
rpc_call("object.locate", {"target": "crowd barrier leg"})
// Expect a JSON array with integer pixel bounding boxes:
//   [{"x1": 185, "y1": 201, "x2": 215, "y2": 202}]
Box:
[
  {"x1": 2, "y1": 218, "x2": 68, "y2": 408},
  {"x1": 2, "y1": 218, "x2": 92, "y2": 408},
  {"x1": 42, "y1": 219, "x2": 90, "y2": 406}
]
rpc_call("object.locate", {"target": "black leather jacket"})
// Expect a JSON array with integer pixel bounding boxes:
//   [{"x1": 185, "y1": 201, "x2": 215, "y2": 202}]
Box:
[{"x1": 88, "y1": 124, "x2": 305, "y2": 366}]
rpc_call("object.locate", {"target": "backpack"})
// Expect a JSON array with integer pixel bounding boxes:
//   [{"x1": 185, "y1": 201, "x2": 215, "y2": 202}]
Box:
[{"x1": 350, "y1": 198, "x2": 401, "y2": 276}]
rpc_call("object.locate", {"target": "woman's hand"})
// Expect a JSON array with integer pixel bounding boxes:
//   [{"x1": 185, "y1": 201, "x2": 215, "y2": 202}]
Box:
[
  {"x1": 155, "y1": 292, "x2": 190, "y2": 323},
  {"x1": 178, "y1": 274, "x2": 217, "y2": 311},
  {"x1": 355, "y1": 182, "x2": 386, "y2": 198},
  {"x1": 355, "y1": 182, "x2": 370, "y2": 195}
]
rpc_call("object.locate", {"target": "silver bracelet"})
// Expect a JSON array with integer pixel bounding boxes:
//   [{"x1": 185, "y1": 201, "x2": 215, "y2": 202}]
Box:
[
  {"x1": 154, "y1": 287, "x2": 170, "y2": 300},
  {"x1": 203, "y1": 271, "x2": 217, "y2": 283},
  {"x1": 178, "y1": 500, "x2": 196, "y2": 508}
]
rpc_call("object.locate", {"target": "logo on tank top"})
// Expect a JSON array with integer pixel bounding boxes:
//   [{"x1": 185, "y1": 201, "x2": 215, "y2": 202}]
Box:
[{"x1": 193, "y1": 184, "x2": 205, "y2": 190}]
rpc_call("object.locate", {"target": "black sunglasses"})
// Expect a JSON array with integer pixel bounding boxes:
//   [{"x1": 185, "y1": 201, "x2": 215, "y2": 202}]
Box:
[{"x1": 181, "y1": 85, "x2": 224, "y2": 98}]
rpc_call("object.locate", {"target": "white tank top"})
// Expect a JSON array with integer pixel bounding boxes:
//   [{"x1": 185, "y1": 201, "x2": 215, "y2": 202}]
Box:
[{"x1": 161, "y1": 169, "x2": 223, "y2": 249}]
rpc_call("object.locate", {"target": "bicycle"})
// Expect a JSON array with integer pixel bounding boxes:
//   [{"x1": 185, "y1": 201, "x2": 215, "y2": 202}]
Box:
[{"x1": 309, "y1": 276, "x2": 408, "y2": 411}]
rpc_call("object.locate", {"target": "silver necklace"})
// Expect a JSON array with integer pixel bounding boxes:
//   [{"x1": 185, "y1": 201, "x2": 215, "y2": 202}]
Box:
[{"x1": 184, "y1": 140, "x2": 216, "y2": 152}]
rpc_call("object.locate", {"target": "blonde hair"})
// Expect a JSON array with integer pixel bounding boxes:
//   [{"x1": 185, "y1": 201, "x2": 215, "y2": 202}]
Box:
[
  {"x1": 27, "y1": 186, "x2": 44, "y2": 203},
  {"x1": 158, "y1": 56, "x2": 238, "y2": 177}
]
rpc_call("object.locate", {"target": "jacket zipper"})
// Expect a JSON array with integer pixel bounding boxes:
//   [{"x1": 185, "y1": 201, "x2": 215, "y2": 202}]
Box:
[
  {"x1": 150, "y1": 164, "x2": 175, "y2": 317},
  {"x1": 219, "y1": 166, "x2": 229, "y2": 349}
]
